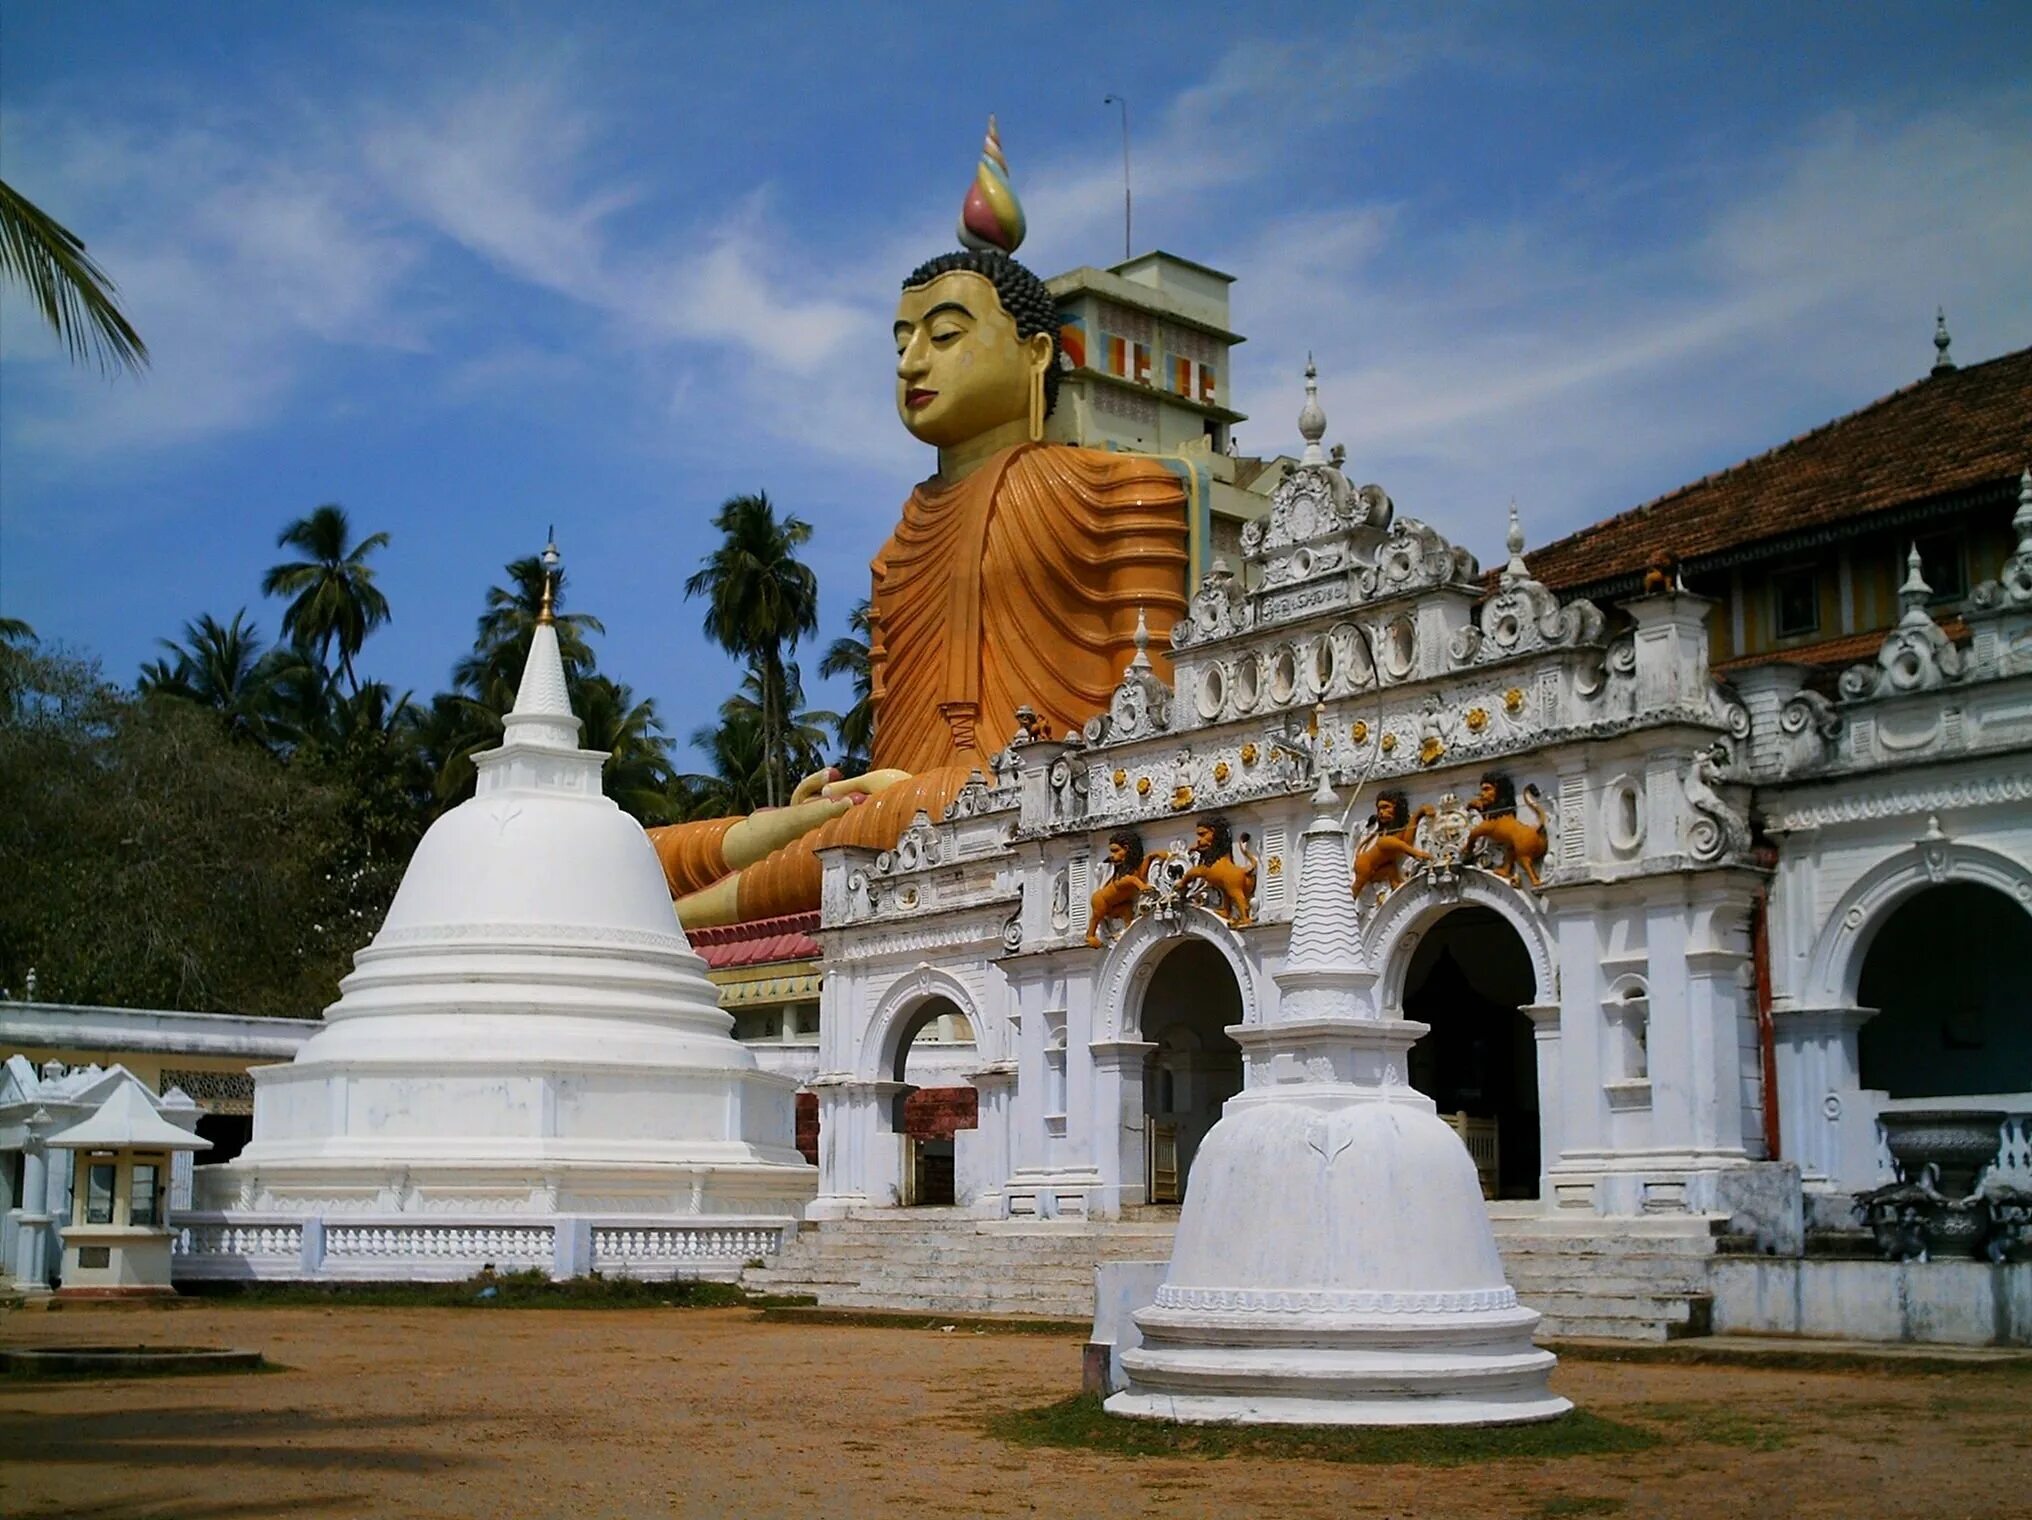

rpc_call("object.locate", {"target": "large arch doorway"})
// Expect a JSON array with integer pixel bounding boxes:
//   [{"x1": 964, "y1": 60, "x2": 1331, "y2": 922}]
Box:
[
  {"x1": 1138, "y1": 939, "x2": 1244, "y2": 1204},
  {"x1": 1858, "y1": 883, "x2": 2030, "y2": 1097},
  {"x1": 886, "y1": 996, "x2": 978, "y2": 1206},
  {"x1": 1402, "y1": 907, "x2": 1539, "y2": 1199}
]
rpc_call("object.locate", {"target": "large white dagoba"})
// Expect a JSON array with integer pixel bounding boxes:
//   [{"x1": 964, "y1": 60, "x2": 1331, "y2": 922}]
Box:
[
  {"x1": 198, "y1": 564, "x2": 813, "y2": 1264},
  {"x1": 1107, "y1": 774, "x2": 1568, "y2": 1425}
]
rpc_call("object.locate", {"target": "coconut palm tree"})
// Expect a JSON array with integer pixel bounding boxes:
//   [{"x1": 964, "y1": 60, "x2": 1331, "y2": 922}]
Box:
[
  {"x1": 141, "y1": 610, "x2": 285, "y2": 745},
  {"x1": 575, "y1": 674, "x2": 681, "y2": 824},
  {"x1": 683, "y1": 662, "x2": 837, "y2": 817},
  {"x1": 818, "y1": 598, "x2": 874, "y2": 775},
  {"x1": 261, "y1": 505, "x2": 392, "y2": 694},
  {"x1": 0, "y1": 179, "x2": 147, "y2": 375},
  {"x1": 682, "y1": 493, "x2": 820, "y2": 808}
]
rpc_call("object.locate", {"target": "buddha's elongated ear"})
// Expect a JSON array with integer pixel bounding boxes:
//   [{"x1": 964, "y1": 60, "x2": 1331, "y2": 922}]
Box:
[{"x1": 1024, "y1": 330, "x2": 1052, "y2": 442}]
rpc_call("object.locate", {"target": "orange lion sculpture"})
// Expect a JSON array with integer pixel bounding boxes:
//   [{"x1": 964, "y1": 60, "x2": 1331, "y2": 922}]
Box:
[
  {"x1": 1352, "y1": 789, "x2": 1433, "y2": 900},
  {"x1": 1467, "y1": 772, "x2": 1550, "y2": 887},
  {"x1": 1087, "y1": 829, "x2": 1162, "y2": 947},
  {"x1": 1182, "y1": 816, "x2": 1257, "y2": 928}
]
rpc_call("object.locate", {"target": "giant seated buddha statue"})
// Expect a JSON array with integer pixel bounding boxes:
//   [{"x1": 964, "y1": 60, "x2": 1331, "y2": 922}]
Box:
[{"x1": 648, "y1": 121, "x2": 1186, "y2": 928}]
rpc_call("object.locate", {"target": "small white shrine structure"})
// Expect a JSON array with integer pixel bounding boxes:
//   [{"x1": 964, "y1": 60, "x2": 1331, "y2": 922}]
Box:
[
  {"x1": 48, "y1": 1081, "x2": 211, "y2": 1298},
  {"x1": 177, "y1": 560, "x2": 815, "y2": 1283},
  {"x1": 2, "y1": 1058, "x2": 205, "y2": 1297}
]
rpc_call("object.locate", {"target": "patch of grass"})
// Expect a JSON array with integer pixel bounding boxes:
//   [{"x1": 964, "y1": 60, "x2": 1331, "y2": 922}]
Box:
[
  {"x1": 1625, "y1": 1401, "x2": 1789, "y2": 1452},
  {"x1": 985, "y1": 1395, "x2": 1659, "y2": 1467},
  {"x1": 757, "y1": 1305, "x2": 1087, "y2": 1337},
  {"x1": 175, "y1": 1270, "x2": 758, "y2": 1310},
  {"x1": 1537, "y1": 1498, "x2": 1626, "y2": 1517}
]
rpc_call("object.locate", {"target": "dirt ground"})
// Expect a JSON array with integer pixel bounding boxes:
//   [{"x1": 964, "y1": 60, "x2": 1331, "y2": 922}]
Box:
[{"x1": 3, "y1": 1304, "x2": 2027, "y2": 1520}]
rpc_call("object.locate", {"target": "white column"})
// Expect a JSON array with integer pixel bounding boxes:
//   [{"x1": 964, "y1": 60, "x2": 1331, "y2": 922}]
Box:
[
  {"x1": 964, "y1": 1063, "x2": 1018, "y2": 1217},
  {"x1": 1089, "y1": 1040, "x2": 1156, "y2": 1216},
  {"x1": 808, "y1": 1076, "x2": 910, "y2": 1219},
  {"x1": 1523, "y1": 1001, "x2": 1562, "y2": 1208},
  {"x1": 10, "y1": 1111, "x2": 53, "y2": 1295},
  {"x1": 1776, "y1": 1006, "x2": 1875, "y2": 1185}
]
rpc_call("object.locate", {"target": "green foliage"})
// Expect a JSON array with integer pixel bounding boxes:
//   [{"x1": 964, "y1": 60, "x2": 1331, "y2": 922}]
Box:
[
  {"x1": 0, "y1": 177, "x2": 148, "y2": 375},
  {"x1": 0, "y1": 647, "x2": 359, "y2": 1014},
  {"x1": 260, "y1": 505, "x2": 392, "y2": 692},
  {"x1": 819, "y1": 598, "x2": 874, "y2": 775},
  {"x1": 178, "y1": 1269, "x2": 758, "y2": 1309},
  {"x1": 684, "y1": 493, "x2": 821, "y2": 807},
  {"x1": 987, "y1": 1395, "x2": 1659, "y2": 1466}
]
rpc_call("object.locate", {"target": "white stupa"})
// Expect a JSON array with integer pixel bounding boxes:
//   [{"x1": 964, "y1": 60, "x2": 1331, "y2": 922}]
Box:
[
  {"x1": 202, "y1": 546, "x2": 813, "y2": 1256},
  {"x1": 1107, "y1": 772, "x2": 1568, "y2": 1425}
]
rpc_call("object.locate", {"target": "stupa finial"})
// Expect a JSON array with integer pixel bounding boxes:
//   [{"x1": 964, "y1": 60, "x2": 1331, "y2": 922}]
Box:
[
  {"x1": 1501, "y1": 500, "x2": 1531, "y2": 587},
  {"x1": 1932, "y1": 306, "x2": 1955, "y2": 375},
  {"x1": 1298, "y1": 354, "x2": 1327, "y2": 464},
  {"x1": 538, "y1": 528, "x2": 560, "y2": 628},
  {"x1": 1899, "y1": 542, "x2": 1934, "y2": 621},
  {"x1": 956, "y1": 115, "x2": 1026, "y2": 254}
]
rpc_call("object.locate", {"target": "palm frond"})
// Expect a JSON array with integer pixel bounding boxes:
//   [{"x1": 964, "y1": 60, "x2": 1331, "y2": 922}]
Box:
[{"x1": 0, "y1": 179, "x2": 148, "y2": 376}]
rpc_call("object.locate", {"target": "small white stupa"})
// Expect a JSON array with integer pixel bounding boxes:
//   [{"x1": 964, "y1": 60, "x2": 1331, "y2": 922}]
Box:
[
  {"x1": 202, "y1": 542, "x2": 813, "y2": 1262},
  {"x1": 1107, "y1": 771, "x2": 1568, "y2": 1425}
]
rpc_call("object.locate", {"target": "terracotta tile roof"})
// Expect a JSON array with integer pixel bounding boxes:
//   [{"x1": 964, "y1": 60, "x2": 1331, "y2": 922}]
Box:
[
  {"x1": 688, "y1": 910, "x2": 822, "y2": 971},
  {"x1": 1526, "y1": 347, "x2": 2032, "y2": 595},
  {"x1": 1713, "y1": 616, "x2": 1968, "y2": 674}
]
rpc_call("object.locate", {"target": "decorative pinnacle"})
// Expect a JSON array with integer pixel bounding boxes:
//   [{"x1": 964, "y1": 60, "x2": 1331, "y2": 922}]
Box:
[
  {"x1": 1932, "y1": 306, "x2": 1955, "y2": 375},
  {"x1": 1501, "y1": 500, "x2": 1531, "y2": 587},
  {"x1": 1128, "y1": 607, "x2": 1152, "y2": 672},
  {"x1": 1298, "y1": 354, "x2": 1327, "y2": 465},
  {"x1": 538, "y1": 530, "x2": 561, "y2": 628},
  {"x1": 1898, "y1": 542, "x2": 1933, "y2": 620},
  {"x1": 2015, "y1": 467, "x2": 2032, "y2": 549}
]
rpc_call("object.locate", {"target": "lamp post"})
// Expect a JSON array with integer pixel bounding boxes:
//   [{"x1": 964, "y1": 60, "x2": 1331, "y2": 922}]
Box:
[{"x1": 1103, "y1": 94, "x2": 1131, "y2": 262}]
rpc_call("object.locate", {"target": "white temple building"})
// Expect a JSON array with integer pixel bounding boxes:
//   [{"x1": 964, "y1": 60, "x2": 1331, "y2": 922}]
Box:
[{"x1": 174, "y1": 564, "x2": 814, "y2": 1282}]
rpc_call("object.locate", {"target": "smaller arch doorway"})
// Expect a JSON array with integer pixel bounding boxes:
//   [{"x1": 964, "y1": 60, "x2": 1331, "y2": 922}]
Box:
[
  {"x1": 1138, "y1": 939, "x2": 1244, "y2": 1204},
  {"x1": 1858, "y1": 883, "x2": 2030, "y2": 1097},
  {"x1": 885, "y1": 996, "x2": 978, "y2": 1207},
  {"x1": 1401, "y1": 907, "x2": 1540, "y2": 1200}
]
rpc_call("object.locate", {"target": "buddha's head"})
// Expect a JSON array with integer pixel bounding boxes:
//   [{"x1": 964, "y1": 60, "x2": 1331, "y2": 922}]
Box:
[{"x1": 895, "y1": 117, "x2": 1061, "y2": 449}]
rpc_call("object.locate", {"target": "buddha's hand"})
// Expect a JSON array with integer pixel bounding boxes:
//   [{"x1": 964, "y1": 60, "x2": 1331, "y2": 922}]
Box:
[{"x1": 817, "y1": 768, "x2": 913, "y2": 806}]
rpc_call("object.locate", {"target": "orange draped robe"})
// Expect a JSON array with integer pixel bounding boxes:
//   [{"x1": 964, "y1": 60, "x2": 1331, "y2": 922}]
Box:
[{"x1": 651, "y1": 443, "x2": 1187, "y2": 924}]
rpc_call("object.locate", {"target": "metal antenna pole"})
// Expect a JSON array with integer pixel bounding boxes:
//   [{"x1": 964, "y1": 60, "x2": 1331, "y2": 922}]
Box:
[{"x1": 1103, "y1": 93, "x2": 1131, "y2": 261}]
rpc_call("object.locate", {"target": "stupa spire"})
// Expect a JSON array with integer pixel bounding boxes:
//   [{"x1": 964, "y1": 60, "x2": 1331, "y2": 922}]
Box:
[
  {"x1": 1298, "y1": 355, "x2": 1327, "y2": 465},
  {"x1": 496, "y1": 535, "x2": 584, "y2": 758}
]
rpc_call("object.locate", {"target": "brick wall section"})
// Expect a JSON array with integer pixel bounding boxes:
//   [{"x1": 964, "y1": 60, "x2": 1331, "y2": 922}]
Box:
[
  {"x1": 794, "y1": 1093, "x2": 819, "y2": 1166},
  {"x1": 904, "y1": 1086, "x2": 978, "y2": 1141},
  {"x1": 789, "y1": 1085, "x2": 977, "y2": 1164}
]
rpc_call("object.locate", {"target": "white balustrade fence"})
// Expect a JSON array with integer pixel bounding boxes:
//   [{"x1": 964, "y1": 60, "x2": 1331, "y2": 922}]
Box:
[
  {"x1": 323, "y1": 1223, "x2": 555, "y2": 1263},
  {"x1": 173, "y1": 1219, "x2": 302, "y2": 1259},
  {"x1": 590, "y1": 1223, "x2": 789, "y2": 1272}
]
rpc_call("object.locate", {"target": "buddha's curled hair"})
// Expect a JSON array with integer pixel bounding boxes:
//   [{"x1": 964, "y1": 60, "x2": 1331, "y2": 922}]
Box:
[{"x1": 903, "y1": 250, "x2": 1063, "y2": 415}]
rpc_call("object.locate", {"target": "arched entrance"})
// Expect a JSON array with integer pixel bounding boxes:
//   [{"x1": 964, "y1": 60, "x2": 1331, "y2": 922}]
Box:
[
  {"x1": 1137, "y1": 939, "x2": 1244, "y2": 1203},
  {"x1": 885, "y1": 996, "x2": 977, "y2": 1206},
  {"x1": 1858, "y1": 883, "x2": 2030, "y2": 1097},
  {"x1": 1401, "y1": 906, "x2": 1540, "y2": 1199}
]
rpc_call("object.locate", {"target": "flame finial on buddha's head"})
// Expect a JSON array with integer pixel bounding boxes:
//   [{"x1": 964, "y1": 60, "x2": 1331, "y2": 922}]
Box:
[{"x1": 957, "y1": 115, "x2": 1026, "y2": 255}]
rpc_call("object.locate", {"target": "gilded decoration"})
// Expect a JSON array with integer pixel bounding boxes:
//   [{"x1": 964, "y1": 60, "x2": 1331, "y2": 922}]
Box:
[
  {"x1": 1465, "y1": 706, "x2": 1489, "y2": 733},
  {"x1": 1350, "y1": 720, "x2": 1370, "y2": 745},
  {"x1": 1380, "y1": 732, "x2": 1398, "y2": 753},
  {"x1": 1503, "y1": 687, "x2": 1525, "y2": 714},
  {"x1": 1352, "y1": 770, "x2": 1554, "y2": 910},
  {"x1": 1086, "y1": 816, "x2": 1258, "y2": 944},
  {"x1": 1213, "y1": 760, "x2": 1231, "y2": 784},
  {"x1": 1239, "y1": 742, "x2": 1259, "y2": 765},
  {"x1": 1113, "y1": 768, "x2": 1128, "y2": 788}
]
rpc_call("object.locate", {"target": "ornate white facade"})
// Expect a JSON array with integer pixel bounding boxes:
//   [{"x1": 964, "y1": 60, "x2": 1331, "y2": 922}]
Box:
[{"x1": 806, "y1": 374, "x2": 2032, "y2": 1248}]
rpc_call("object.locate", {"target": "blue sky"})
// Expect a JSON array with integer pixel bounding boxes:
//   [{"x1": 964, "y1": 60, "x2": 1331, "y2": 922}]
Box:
[{"x1": 4, "y1": 2, "x2": 2028, "y2": 768}]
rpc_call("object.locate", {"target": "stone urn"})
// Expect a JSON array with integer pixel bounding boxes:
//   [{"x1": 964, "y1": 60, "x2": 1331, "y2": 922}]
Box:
[{"x1": 1881, "y1": 1110, "x2": 2005, "y2": 1200}]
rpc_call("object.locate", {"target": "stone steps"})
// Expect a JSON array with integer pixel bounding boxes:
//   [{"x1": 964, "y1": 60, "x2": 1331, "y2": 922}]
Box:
[{"x1": 740, "y1": 1209, "x2": 1727, "y2": 1341}]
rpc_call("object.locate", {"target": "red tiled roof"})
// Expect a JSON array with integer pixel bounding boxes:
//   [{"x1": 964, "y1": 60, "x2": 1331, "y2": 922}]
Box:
[
  {"x1": 688, "y1": 910, "x2": 822, "y2": 970},
  {"x1": 1712, "y1": 616, "x2": 1968, "y2": 674},
  {"x1": 1527, "y1": 347, "x2": 2032, "y2": 594}
]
